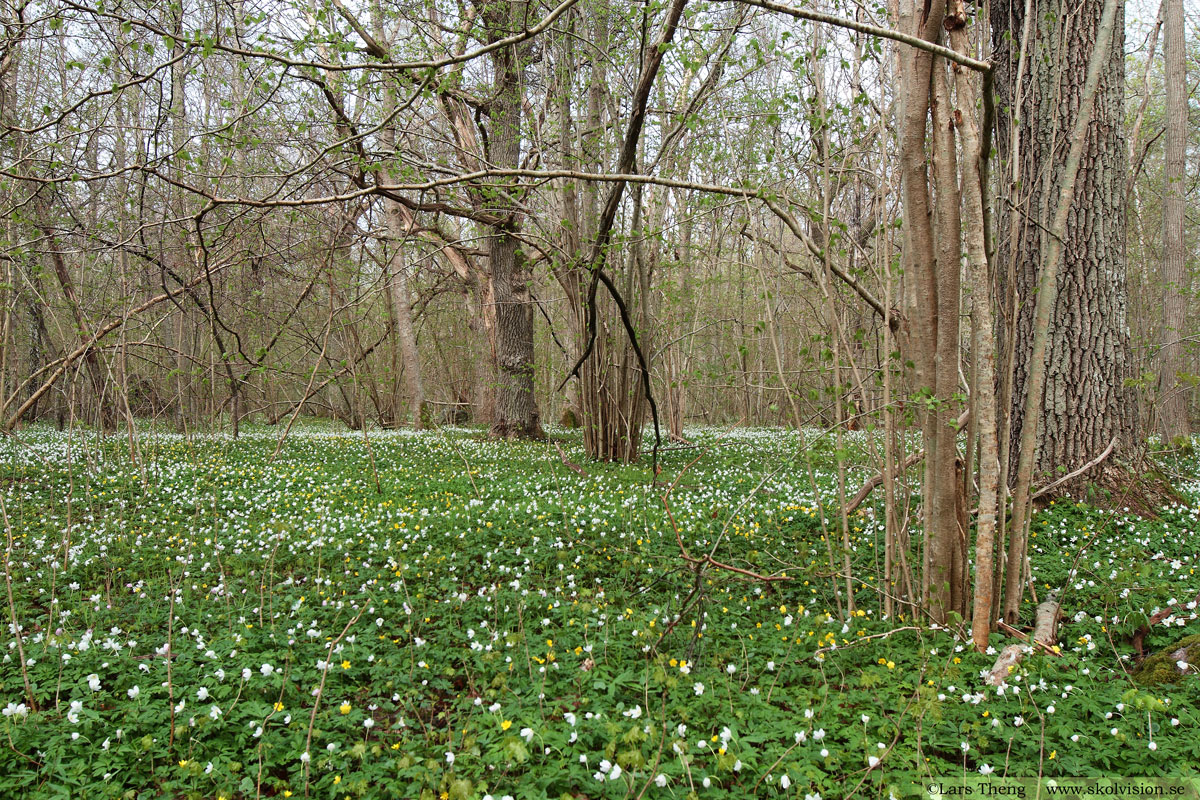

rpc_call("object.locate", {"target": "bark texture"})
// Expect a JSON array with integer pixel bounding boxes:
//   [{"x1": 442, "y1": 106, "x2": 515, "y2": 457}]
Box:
[
  {"x1": 484, "y1": 1, "x2": 542, "y2": 440},
  {"x1": 948, "y1": 18, "x2": 1002, "y2": 652},
  {"x1": 992, "y1": 0, "x2": 1137, "y2": 482},
  {"x1": 1158, "y1": 0, "x2": 1190, "y2": 443},
  {"x1": 896, "y1": 0, "x2": 966, "y2": 624},
  {"x1": 383, "y1": 205, "x2": 427, "y2": 429}
]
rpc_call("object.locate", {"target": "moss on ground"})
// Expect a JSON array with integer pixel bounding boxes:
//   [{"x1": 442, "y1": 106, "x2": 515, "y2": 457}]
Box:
[{"x1": 1133, "y1": 633, "x2": 1200, "y2": 685}]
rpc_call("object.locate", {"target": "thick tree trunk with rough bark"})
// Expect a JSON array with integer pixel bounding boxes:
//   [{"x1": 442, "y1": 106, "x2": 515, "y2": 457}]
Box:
[
  {"x1": 1158, "y1": 0, "x2": 1190, "y2": 443},
  {"x1": 992, "y1": 0, "x2": 1137, "y2": 484},
  {"x1": 485, "y1": 3, "x2": 542, "y2": 440}
]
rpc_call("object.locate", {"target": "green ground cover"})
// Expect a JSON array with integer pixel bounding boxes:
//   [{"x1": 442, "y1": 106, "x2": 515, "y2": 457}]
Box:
[{"x1": 1, "y1": 425, "x2": 1198, "y2": 799}]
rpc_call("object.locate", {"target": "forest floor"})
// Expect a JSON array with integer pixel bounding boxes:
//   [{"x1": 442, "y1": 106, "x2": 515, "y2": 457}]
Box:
[{"x1": 1, "y1": 424, "x2": 1198, "y2": 799}]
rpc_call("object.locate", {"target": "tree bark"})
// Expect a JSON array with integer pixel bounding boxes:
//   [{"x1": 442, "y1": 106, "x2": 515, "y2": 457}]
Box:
[
  {"x1": 993, "y1": 0, "x2": 1128, "y2": 624},
  {"x1": 484, "y1": 1, "x2": 542, "y2": 440},
  {"x1": 948, "y1": 17, "x2": 1002, "y2": 652},
  {"x1": 370, "y1": 1, "x2": 428, "y2": 430},
  {"x1": 986, "y1": 595, "x2": 1060, "y2": 685},
  {"x1": 992, "y1": 0, "x2": 1137, "y2": 485},
  {"x1": 1157, "y1": 0, "x2": 1190, "y2": 443},
  {"x1": 930, "y1": 57, "x2": 967, "y2": 621},
  {"x1": 896, "y1": 0, "x2": 963, "y2": 624}
]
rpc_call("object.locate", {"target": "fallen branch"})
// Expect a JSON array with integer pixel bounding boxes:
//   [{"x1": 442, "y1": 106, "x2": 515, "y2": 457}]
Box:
[
  {"x1": 665, "y1": 492, "x2": 791, "y2": 583},
  {"x1": 997, "y1": 620, "x2": 1061, "y2": 657},
  {"x1": 846, "y1": 450, "x2": 923, "y2": 515},
  {"x1": 845, "y1": 409, "x2": 969, "y2": 515},
  {"x1": 812, "y1": 625, "x2": 923, "y2": 659},
  {"x1": 1030, "y1": 437, "x2": 1117, "y2": 502},
  {"x1": 554, "y1": 441, "x2": 589, "y2": 477},
  {"x1": 986, "y1": 595, "x2": 1060, "y2": 686},
  {"x1": 1131, "y1": 590, "x2": 1200, "y2": 659}
]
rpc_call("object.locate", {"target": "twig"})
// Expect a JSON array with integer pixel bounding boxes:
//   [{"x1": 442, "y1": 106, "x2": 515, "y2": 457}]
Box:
[
  {"x1": 844, "y1": 409, "x2": 968, "y2": 515},
  {"x1": 272, "y1": 267, "x2": 336, "y2": 462},
  {"x1": 996, "y1": 621, "x2": 1061, "y2": 657},
  {"x1": 0, "y1": 496, "x2": 36, "y2": 710},
  {"x1": 845, "y1": 450, "x2": 924, "y2": 515},
  {"x1": 435, "y1": 424, "x2": 481, "y2": 498},
  {"x1": 554, "y1": 441, "x2": 589, "y2": 477},
  {"x1": 167, "y1": 568, "x2": 177, "y2": 753},
  {"x1": 812, "y1": 626, "x2": 923, "y2": 658},
  {"x1": 1029, "y1": 437, "x2": 1117, "y2": 501},
  {"x1": 1130, "y1": 589, "x2": 1200, "y2": 658},
  {"x1": 632, "y1": 692, "x2": 669, "y2": 800},
  {"x1": 302, "y1": 603, "x2": 367, "y2": 797}
]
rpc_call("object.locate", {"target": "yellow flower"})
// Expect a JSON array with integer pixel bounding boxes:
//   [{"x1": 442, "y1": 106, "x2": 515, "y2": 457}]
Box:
[
  {"x1": 284, "y1": 792, "x2": 293, "y2": 798},
  {"x1": 341, "y1": 660, "x2": 351, "y2": 670},
  {"x1": 391, "y1": 742, "x2": 401, "y2": 750},
  {"x1": 333, "y1": 775, "x2": 341, "y2": 784},
  {"x1": 669, "y1": 658, "x2": 678, "y2": 667},
  {"x1": 274, "y1": 701, "x2": 285, "y2": 712},
  {"x1": 501, "y1": 720, "x2": 512, "y2": 731},
  {"x1": 178, "y1": 759, "x2": 188, "y2": 768},
  {"x1": 339, "y1": 702, "x2": 352, "y2": 715},
  {"x1": 886, "y1": 661, "x2": 895, "y2": 670}
]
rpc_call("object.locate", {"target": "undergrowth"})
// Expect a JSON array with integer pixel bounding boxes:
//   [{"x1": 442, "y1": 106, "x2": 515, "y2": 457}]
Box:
[{"x1": 1, "y1": 424, "x2": 1198, "y2": 799}]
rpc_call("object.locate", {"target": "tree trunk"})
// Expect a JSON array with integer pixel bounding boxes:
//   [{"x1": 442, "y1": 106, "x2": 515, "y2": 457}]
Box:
[
  {"x1": 992, "y1": 0, "x2": 1137, "y2": 485},
  {"x1": 993, "y1": 0, "x2": 1128, "y2": 624},
  {"x1": 385, "y1": 225, "x2": 427, "y2": 429},
  {"x1": 930, "y1": 56, "x2": 967, "y2": 621},
  {"x1": 896, "y1": 0, "x2": 962, "y2": 625},
  {"x1": 374, "y1": 38, "x2": 428, "y2": 430},
  {"x1": 168, "y1": 8, "x2": 192, "y2": 432},
  {"x1": 34, "y1": 199, "x2": 112, "y2": 431},
  {"x1": 552, "y1": 1, "x2": 649, "y2": 461},
  {"x1": 948, "y1": 17, "x2": 1003, "y2": 651},
  {"x1": 1157, "y1": 0, "x2": 1189, "y2": 443},
  {"x1": 485, "y1": 2, "x2": 542, "y2": 440}
]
